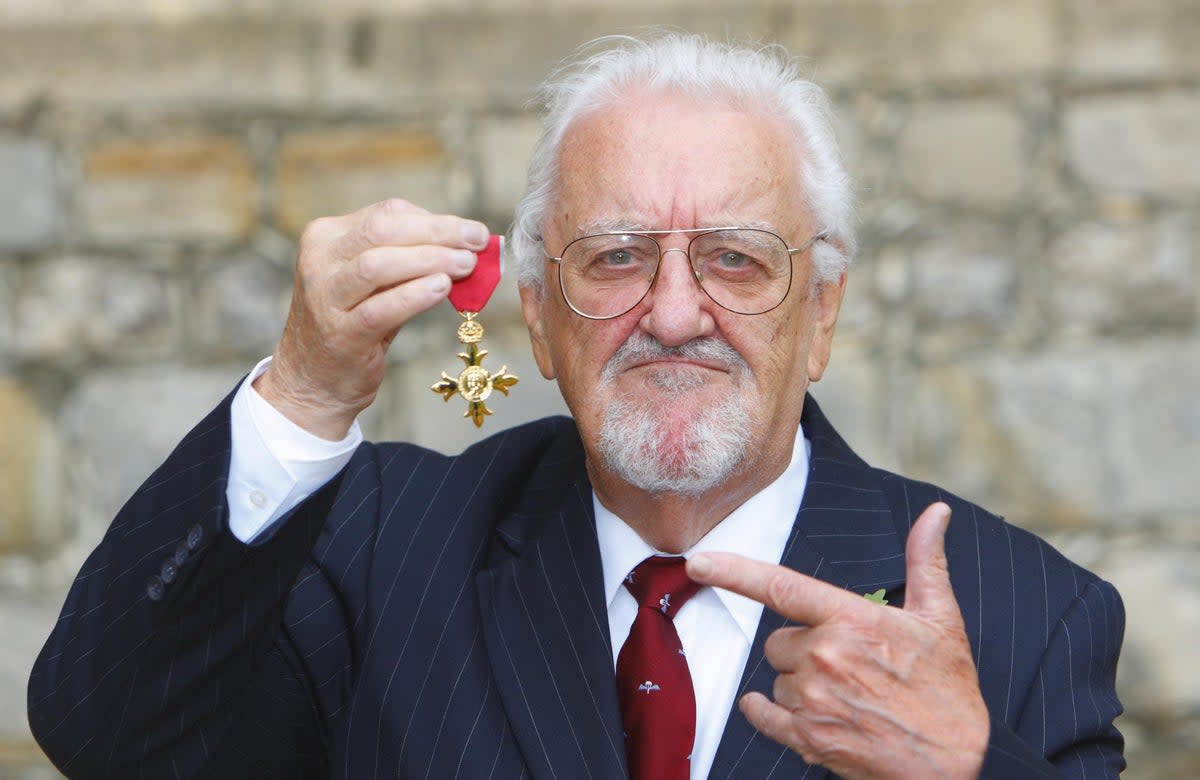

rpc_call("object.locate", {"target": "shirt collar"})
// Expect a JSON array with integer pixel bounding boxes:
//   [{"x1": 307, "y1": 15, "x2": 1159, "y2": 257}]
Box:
[{"x1": 595, "y1": 423, "x2": 811, "y2": 643}]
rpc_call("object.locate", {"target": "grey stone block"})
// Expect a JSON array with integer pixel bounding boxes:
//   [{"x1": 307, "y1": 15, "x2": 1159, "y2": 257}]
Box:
[
  {"x1": 909, "y1": 229, "x2": 1018, "y2": 327},
  {"x1": 12, "y1": 256, "x2": 177, "y2": 362},
  {"x1": 0, "y1": 139, "x2": 58, "y2": 251},
  {"x1": 896, "y1": 101, "x2": 1027, "y2": 210},
  {"x1": 910, "y1": 339, "x2": 1200, "y2": 529},
  {"x1": 314, "y1": 7, "x2": 774, "y2": 111},
  {"x1": 273, "y1": 128, "x2": 469, "y2": 236},
  {"x1": 78, "y1": 136, "x2": 256, "y2": 244},
  {"x1": 1049, "y1": 213, "x2": 1196, "y2": 336},
  {"x1": 1066, "y1": 93, "x2": 1200, "y2": 197},
  {"x1": 0, "y1": 20, "x2": 313, "y2": 109},
  {"x1": 476, "y1": 117, "x2": 542, "y2": 221},
  {"x1": 189, "y1": 254, "x2": 291, "y2": 359},
  {"x1": 903, "y1": 221, "x2": 1025, "y2": 359},
  {"x1": 1064, "y1": 0, "x2": 1200, "y2": 81},
  {"x1": 776, "y1": 0, "x2": 1056, "y2": 87}
]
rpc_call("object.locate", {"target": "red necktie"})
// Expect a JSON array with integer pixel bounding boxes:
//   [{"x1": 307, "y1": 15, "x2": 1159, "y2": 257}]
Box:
[{"x1": 616, "y1": 556, "x2": 701, "y2": 780}]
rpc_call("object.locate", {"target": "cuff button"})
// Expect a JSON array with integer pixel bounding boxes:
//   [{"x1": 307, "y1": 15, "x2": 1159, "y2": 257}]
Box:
[
  {"x1": 146, "y1": 575, "x2": 165, "y2": 602},
  {"x1": 186, "y1": 524, "x2": 203, "y2": 551}
]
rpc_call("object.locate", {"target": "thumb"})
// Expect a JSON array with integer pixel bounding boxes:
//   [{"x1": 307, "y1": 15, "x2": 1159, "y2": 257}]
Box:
[{"x1": 902, "y1": 502, "x2": 957, "y2": 619}]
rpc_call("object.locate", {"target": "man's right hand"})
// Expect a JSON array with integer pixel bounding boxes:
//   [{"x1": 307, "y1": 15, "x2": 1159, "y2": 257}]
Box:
[{"x1": 254, "y1": 198, "x2": 491, "y2": 440}]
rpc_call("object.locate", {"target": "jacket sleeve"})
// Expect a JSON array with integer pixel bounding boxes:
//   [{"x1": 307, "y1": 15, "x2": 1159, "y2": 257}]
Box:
[
  {"x1": 26, "y1": 388, "x2": 355, "y2": 779},
  {"x1": 979, "y1": 578, "x2": 1126, "y2": 779}
]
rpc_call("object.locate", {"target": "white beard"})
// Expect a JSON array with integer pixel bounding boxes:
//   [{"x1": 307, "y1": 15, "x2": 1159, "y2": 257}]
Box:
[{"x1": 596, "y1": 333, "x2": 754, "y2": 496}]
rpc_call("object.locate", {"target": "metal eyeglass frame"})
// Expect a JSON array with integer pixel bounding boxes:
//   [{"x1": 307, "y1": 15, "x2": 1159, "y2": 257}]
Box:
[{"x1": 545, "y1": 226, "x2": 829, "y2": 320}]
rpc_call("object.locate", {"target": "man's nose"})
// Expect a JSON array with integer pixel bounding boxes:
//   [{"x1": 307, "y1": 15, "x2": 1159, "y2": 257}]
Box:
[{"x1": 637, "y1": 247, "x2": 715, "y2": 346}]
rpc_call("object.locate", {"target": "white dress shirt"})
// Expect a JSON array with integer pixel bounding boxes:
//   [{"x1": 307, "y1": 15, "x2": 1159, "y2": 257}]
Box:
[{"x1": 226, "y1": 359, "x2": 810, "y2": 779}]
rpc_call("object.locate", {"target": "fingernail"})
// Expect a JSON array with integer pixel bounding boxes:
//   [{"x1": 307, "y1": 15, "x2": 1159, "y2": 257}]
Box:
[
  {"x1": 426, "y1": 273, "x2": 450, "y2": 294},
  {"x1": 463, "y1": 222, "x2": 489, "y2": 247},
  {"x1": 930, "y1": 504, "x2": 952, "y2": 537},
  {"x1": 687, "y1": 554, "x2": 713, "y2": 579},
  {"x1": 452, "y1": 250, "x2": 477, "y2": 274}
]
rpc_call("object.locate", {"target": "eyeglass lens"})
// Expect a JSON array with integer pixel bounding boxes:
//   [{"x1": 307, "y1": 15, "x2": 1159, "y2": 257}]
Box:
[{"x1": 557, "y1": 229, "x2": 793, "y2": 318}]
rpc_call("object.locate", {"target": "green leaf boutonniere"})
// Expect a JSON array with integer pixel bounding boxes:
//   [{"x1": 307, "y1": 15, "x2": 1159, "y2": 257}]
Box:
[{"x1": 863, "y1": 588, "x2": 889, "y2": 605}]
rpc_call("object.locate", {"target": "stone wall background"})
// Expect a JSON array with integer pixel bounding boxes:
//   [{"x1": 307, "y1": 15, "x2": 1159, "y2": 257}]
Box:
[{"x1": 0, "y1": 1, "x2": 1196, "y2": 777}]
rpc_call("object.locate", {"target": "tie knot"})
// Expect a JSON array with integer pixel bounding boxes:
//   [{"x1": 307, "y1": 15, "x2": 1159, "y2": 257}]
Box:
[{"x1": 623, "y1": 556, "x2": 700, "y2": 619}]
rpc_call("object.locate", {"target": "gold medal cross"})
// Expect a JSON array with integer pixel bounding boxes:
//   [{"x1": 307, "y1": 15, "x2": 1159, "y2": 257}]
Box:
[{"x1": 431, "y1": 313, "x2": 519, "y2": 427}]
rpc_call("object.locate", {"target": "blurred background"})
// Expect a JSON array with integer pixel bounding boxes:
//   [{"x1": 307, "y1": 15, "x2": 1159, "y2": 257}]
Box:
[{"x1": 0, "y1": 1, "x2": 1196, "y2": 777}]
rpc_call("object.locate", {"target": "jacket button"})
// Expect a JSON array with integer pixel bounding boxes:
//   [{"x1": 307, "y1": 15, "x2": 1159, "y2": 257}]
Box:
[
  {"x1": 186, "y1": 524, "x2": 203, "y2": 551},
  {"x1": 146, "y1": 575, "x2": 165, "y2": 602},
  {"x1": 173, "y1": 541, "x2": 189, "y2": 566},
  {"x1": 160, "y1": 559, "x2": 178, "y2": 585}
]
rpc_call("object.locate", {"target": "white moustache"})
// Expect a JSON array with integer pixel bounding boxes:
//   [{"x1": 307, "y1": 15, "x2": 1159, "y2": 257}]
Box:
[{"x1": 601, "y1": 333, "x2": 750, "y2": 382}]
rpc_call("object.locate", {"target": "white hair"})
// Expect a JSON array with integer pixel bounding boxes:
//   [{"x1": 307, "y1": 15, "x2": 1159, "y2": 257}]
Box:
[{"x1": 509, "y1": 32, "x2": 857, "y2": 292}]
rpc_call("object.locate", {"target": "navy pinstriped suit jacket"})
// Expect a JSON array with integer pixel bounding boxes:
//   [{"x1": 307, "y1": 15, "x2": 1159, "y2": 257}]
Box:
[{"x1": 30, "y1": 392, "x2": 1124, "y2": 779}]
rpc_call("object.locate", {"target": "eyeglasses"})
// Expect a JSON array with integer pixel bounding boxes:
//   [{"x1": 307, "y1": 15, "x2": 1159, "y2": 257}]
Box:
[{"x1": 546, "y1": 226, "x2": 828, "y2": 320}]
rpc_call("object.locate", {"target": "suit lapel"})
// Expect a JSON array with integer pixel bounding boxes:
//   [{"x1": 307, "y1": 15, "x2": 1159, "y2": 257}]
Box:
[
  {"x1": 476, "y1": 435, "x2": 627, "y2": 780},
  {"x1": 708, "y1": 396, "x2": 908, "y2": 780}
]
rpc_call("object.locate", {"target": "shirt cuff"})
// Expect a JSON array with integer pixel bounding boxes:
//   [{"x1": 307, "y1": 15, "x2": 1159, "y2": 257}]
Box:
[{"x1": 226, "y1": 356, "x2": 363, "y2": 543}]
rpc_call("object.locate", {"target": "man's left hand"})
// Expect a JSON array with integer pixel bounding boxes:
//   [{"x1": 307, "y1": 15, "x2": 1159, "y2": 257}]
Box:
[{"x1": 687, "y1": 502, "x2": 989, "y2": 780}]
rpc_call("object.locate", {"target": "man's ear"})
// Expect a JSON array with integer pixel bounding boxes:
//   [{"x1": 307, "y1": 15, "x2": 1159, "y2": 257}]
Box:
[
  {"x1": 519, "y1": 283, "x2": 557, "y2": 380},
  {"x1": 807, "y1": 272, "x2": 847, "y2": 383}
]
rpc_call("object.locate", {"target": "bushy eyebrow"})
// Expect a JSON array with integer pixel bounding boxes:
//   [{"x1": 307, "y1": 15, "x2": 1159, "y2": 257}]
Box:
[
  {"x1": 574, "y1": 218, "x2": 651, "y2": 237},
  {"x1": 732, "y1": 219, "x2": 778, "y2": 233},
  {"x1": 573, "y1": 217, "x2": 782, "y2": 237}
]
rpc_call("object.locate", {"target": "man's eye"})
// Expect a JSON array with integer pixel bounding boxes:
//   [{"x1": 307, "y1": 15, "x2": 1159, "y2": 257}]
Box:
[
  {"x1": 603, "y1": 250, "x2": 634, "y2": 266},
  {"x1": 717, "y1": 252, "x2": 750, "y2": 269}
]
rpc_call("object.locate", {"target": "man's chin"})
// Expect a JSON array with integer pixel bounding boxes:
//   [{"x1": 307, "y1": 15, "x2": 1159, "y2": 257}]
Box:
[
  {"x1": 608, "y1": 392, "x2": 727, "y2": 432},
  {"x1": 596, "y1": 387, "x2": 753, "y2": 497},
  {"x1": 615, "y1": 367, "x2": 733, "y2": 404},
  {"x1": 651, "y1": 431, "x2": 743, "y2": 486}
]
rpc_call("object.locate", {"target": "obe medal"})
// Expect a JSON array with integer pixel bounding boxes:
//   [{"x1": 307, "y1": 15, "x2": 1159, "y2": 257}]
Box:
[{"x1": 430, "y1": 234, "x2": 518, "y2": 427}]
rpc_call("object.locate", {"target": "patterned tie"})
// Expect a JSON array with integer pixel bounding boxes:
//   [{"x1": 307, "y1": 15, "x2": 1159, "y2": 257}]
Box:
[{"x1": 616, "y1": 555, "x2": 702, "y2": 780}]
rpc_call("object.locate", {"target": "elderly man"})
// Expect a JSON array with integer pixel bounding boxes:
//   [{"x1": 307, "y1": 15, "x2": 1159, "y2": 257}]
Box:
[{"x1": 30, "y1": 34, "x2": 1123, "y2": 779}]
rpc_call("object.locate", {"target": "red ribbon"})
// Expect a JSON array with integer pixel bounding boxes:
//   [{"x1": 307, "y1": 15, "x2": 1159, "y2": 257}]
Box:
[{"x1": 449, "y1": 234, "x2": 503, "y2": 313}]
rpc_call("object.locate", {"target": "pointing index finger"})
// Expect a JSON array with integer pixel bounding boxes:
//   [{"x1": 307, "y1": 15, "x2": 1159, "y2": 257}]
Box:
[{"x1": 687, "y1": 552, "x2": 867, "y2": 626}]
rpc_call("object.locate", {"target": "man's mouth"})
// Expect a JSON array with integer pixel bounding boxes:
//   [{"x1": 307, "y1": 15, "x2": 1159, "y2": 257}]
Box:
[
  {"x1": 601, "y1": 333, "x2": 749, "y2": 383},
  {"x1": 624, "y1": 356, "x2": 731, "y2": 373}
]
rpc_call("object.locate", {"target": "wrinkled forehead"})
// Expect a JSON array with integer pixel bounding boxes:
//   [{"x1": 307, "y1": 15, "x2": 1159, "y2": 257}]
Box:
[{"x1": 548, "y1": 95, "x2": 809, "y2": 243}]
